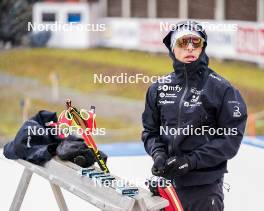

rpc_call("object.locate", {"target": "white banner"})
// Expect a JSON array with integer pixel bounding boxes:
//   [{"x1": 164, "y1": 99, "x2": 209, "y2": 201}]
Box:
[{"x1": 99, "y1": 18, "x2": 264, "y2": 66}]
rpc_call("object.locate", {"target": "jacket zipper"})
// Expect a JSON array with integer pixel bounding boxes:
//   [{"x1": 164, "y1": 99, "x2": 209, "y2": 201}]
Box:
[{"x1": 172, "y1": 65, "x2": 189, "y2": 155}]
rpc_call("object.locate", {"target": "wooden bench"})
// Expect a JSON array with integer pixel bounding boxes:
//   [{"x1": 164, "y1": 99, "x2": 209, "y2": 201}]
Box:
[{"x1": 9, "y1": 157, "x2": 168, "y2": 211}]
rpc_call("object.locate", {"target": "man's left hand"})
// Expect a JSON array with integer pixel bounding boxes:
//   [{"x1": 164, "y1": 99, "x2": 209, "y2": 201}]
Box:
[{"x1": 166, "y1": 156, "x2": 192, "y2": 176}]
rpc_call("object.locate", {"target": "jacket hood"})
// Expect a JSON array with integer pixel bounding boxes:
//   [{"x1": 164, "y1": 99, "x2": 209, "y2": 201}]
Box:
[{"x1": 163, "y1": 21, "x2": 209, "y2": 75}]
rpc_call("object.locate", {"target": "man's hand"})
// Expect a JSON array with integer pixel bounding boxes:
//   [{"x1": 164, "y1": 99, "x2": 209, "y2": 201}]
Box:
[
  {"x1": 166, "y1": 156, "x2": 192, "y2": 176},
  {"x1": 151, "y1": 152, "x2": 168, "y2": 176}
]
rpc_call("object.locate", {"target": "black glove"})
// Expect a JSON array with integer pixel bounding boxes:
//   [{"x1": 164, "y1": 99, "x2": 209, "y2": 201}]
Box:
[
  {"x1": 151, "y1": 152, "x2": 168, "y2": 176},
  {"x1": 166, "y1": 156, "x2": 192, "y2": 176},
  {"x1": 73, "y1": 150, "x2": 107, "y2": 168}
]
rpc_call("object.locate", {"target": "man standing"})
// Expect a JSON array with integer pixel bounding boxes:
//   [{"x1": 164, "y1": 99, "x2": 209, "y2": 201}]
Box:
[{"x1": 142, "y1": 21, "x2": 247, "y2": 210}]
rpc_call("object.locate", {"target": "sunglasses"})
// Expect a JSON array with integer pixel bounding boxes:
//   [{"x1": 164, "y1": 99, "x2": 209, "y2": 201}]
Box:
[{"x1": 176, "y1": 36, "x2": 204, "y2": 49}]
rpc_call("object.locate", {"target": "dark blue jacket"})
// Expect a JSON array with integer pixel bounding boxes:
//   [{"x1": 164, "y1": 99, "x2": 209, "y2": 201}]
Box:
[
  {"x1": 4, "y1": 110, "x2": 60, "y2": 165},
  {"x1": 142, "y1": 25, "x2": 248, "y2": 187}
]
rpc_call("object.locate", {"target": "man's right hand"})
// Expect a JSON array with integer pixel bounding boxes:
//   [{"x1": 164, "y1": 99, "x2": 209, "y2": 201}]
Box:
[{"x1": 151, "y1": 152, "x2": 168, "y2": 176}]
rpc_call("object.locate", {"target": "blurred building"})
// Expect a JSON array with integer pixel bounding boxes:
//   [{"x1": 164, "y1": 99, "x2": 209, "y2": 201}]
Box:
[
  {"x1": 1, "y1": 0, "x2": 262, "y2": 45},
  {"x1": 26, "y1": 0, "x2": 264, "y2": 21},
  {"x1": 1, "y1": 0, "x2": 264, "y2": 66},
  {"x1": 96, "y1": 0, "x2": 264, "y2": 66},
  {"x1": 104, "y1": 0, "x2": 263, "y2": 22}
]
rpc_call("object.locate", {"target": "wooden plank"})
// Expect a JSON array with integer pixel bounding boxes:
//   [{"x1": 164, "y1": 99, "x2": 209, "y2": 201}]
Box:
[
  {"x1": 132, "y1": 197, "x2": 147, "y2": 211},
  {"x1": 16, "y1": 157, "x2": 168, "y2": 211},
  {"x1": 17, "y1": 158, "x2": 135, "y2": 211},
  {"x1": 9, "y1": 168, "x2": 33, "y2": 211},
  {"x1": 55, "y1": 158, "x2": 168, "y2": 210},
  {"x1": 50, "y1": 183, "x2": 69, "y2": 211},
  {"x1": 134, "y1": 194, "x2": 168, "y2": 211},
  {"x1": 59, "y1": 158, "x2": 168, "y2": 210}
]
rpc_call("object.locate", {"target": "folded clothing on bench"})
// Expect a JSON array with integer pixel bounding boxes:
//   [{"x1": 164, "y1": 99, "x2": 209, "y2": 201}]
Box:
[{"x1": 3, "y1": 110, "x2": 108, "y2": 167}]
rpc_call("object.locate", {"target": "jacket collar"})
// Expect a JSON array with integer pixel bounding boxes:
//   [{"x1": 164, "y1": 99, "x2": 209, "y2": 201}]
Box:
[{"x1": 169, "y1": 49, "x2": 209, "y2": 78}]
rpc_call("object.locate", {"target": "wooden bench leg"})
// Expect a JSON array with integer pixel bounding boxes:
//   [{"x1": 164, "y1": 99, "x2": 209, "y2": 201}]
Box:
[
  {"x1": 9, "y1": 168, "x2": 33, "y2": 211},
  {"x1": 50, "y1": 183, "x2": 69, "y2": 211}
]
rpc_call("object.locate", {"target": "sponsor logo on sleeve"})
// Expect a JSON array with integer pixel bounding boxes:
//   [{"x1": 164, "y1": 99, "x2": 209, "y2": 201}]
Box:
[
  {"x1": 233, "y1": 105, "x2": 241, "y2": 117},
  {"x1": 209, "y1": 73, "x2": 221, "y2": 81}
]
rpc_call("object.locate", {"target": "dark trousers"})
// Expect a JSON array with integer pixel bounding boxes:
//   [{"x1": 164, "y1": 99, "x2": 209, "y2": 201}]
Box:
[{"x1": 174, "y1": 180, "x2": 224, "y2": 211}]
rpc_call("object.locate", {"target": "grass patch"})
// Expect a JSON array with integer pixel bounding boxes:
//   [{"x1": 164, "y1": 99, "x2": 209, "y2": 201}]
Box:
[
  {"x1": 0, "y1": 88, "x2": 64, "y2": 138},
  {"x1": 0, "y1": 88, "x2": 141, "y2": 144},
  {"x1": 210, "y1": 60, "x2": 264, "y2": 93},
  {"x1": 0, "y1": 48, "x2": 264, "y2": 99},
  {"x1": 0, "y1": 48, "x2": 263, "y2": 136}
]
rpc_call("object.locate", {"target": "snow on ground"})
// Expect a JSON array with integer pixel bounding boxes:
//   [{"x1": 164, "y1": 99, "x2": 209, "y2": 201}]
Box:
[{"x1": 0, "y1": 143, "x2": 264, "y2": 211}]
